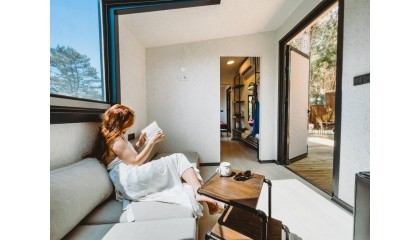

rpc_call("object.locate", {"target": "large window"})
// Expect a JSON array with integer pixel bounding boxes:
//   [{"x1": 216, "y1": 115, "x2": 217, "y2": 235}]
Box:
[
  {"x1": 51, "y1": 0, "x2": 105, "y2": 101},
  {"x1": 50, "y1": 0, "x2": 111, "y2": 123},
  {"x1": 50, "y1": 0, "x2": 221, "y2": 124}
]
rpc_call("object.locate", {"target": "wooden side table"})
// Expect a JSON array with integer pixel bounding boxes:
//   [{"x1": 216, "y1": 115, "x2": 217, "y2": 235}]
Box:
[{"x1": 198, "y1": 169, "x2": 286, "y2": 240}]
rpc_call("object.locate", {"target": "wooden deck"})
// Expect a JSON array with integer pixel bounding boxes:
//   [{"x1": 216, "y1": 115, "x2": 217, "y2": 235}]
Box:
[{"x1": 287, "y1": 135, "x2": 333, "y2": 193}]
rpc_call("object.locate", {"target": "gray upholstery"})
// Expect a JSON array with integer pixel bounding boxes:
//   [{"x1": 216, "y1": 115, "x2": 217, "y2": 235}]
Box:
[
  {"x1": 52, "y1": 152, "x2": 200, "y2": 240},
  {"x1": 50, "y1": 158, "x2": 113, "y2": 240},
  {"x1": 64, "y1": 218, "x2": 197, "y2": 240},
  {"x1": 82, "y1": 198, "x2": 193, "y2": 224},
  {"x1": 152, "y1": 152, "x2": 199, "y2": 168}
]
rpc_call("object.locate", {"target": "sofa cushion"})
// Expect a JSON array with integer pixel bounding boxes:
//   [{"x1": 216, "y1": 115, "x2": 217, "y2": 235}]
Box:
[
  {"x1": 152, "y1": 152, "x2": 199, "y2": 168},
  {"x1": 64, "y1": 218, "x2": 196, "y2": 240},
  {"x1": 82, "y1": 198, "x2": 193, "y2": 224},
  {"x1": 51, "y1": 158, "x2": 113, "y2": 240}
]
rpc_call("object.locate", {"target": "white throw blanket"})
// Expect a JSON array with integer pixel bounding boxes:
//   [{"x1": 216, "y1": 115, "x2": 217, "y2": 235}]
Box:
[{"x1": 107, "y1": 143, "x2": 204, "y2": 219}]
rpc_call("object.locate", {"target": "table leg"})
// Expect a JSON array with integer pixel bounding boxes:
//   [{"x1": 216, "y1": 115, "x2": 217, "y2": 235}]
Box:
[
  {"x1": 282, "y1": 224, "x2": 290, "y2": 240},
  {"x1": 205, "y1": 232, "x2": 223, "y2": 240},
  {"x1": 264, "y1": 178, "x2": 272, "y2": 218},
  {"x1": 256, "y1": 210, "x2": 268, "y2": 240}
]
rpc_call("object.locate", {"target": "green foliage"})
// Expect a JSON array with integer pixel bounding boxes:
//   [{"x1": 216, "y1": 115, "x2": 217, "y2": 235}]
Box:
[
  {"x1": 289, "y1": 6, "x2": 338, "y2": 97},
  {"x1": 310, "y1": 7, "x2": 338, "y2": 95},
  {"x1": 50, "y1": 45, "x2": 103, "y2": 101}
]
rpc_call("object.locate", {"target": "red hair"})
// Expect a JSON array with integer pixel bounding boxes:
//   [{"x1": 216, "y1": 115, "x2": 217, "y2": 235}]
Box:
[{"x1": 86, "y1": 104, "x2": 135, "y2": 163}]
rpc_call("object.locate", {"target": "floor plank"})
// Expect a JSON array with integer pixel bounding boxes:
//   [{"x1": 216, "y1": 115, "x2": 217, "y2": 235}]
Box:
[{"x1": 287, "y1": 134, "x2": 333, "y2": 193}]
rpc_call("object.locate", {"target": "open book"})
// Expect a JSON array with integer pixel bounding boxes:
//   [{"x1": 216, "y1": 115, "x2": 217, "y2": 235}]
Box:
[{"x1": 137, "y1": 121, "x2": 162, "y2": 147}]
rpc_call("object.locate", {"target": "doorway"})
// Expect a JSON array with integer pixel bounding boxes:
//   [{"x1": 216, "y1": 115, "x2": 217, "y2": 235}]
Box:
[
  {"x1": 278, "y1": 0, "x2": 342, "y2": 195},
  {"x1": 220, "y1": 57, "x2": 260, "y2": 162}
]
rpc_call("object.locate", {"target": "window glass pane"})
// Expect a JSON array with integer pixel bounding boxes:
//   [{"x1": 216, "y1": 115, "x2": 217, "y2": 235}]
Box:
[{"x1": 50, "y1": 0, "x2": 105, "y2": 102}]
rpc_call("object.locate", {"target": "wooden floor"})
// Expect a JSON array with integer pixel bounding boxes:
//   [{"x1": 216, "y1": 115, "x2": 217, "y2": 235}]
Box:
[{"x1": 287, "y1": 134, "x2": 334, "y2": 193}]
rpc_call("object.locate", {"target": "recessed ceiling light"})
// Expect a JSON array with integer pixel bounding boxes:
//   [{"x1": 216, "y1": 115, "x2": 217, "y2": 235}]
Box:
[{"x1": 227, "y1": 60, "x2": 234, "y2": 65}]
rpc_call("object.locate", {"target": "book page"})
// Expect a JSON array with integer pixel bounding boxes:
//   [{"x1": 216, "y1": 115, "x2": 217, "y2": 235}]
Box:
[{"x1": 142, "y1": 121, "x2": 162, "y2": 145}]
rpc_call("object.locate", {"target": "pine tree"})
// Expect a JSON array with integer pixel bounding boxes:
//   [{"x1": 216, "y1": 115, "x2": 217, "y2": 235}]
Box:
[
  {"x1": 50, "y1": 45, "x2": 103, "y2": 101},
  {"x1": 289, "y1": 6, "x2": 338, "y2": 97}
]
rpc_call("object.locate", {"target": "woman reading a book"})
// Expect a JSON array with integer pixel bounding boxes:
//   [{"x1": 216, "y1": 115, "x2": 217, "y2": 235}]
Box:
[{"x1": 88, "y1": 104, "x2": 223, "y2": 217}]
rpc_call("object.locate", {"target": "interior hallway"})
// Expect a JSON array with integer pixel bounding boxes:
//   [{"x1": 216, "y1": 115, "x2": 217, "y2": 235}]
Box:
[
  {"x1": 220, "y1": 136, "x2": 258, "y2": 162},
  {"x1": 198, "y1": 136, "x2": 352, "y2": 240}
]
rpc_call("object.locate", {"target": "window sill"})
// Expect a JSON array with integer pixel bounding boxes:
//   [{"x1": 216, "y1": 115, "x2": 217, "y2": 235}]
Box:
[{"x1": 50, "y1": 106, "x2": 105, "y2": 124}]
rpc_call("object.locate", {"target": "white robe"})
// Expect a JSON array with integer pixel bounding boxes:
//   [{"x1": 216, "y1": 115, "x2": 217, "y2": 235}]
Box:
[{"x1": 107, "y1": 143, "x2": 204, "y2": 218}]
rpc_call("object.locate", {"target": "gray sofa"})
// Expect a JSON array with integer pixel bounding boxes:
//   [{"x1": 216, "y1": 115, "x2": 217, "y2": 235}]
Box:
[{"x1": 50, "y1": 152, "x2": 200, "y2": 240}]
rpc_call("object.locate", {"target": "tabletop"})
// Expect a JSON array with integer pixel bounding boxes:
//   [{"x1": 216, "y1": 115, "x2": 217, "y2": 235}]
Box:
[{"x1": 198, "y1": 169, "x2": 265, "y2": 209}]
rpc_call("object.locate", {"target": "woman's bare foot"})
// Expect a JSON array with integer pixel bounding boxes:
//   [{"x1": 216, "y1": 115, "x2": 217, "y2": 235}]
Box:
[
  {"x1": 207, "y1": 201, "x2": 225, "y2": 215},
  {"x1": 196, "y1": 195, "x2": 224, "y2": 215}
]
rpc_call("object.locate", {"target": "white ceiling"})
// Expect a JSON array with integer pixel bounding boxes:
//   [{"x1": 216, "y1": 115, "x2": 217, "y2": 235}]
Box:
[{"x1": 120, "y1": 0, "x2": 303, "y2": 48}]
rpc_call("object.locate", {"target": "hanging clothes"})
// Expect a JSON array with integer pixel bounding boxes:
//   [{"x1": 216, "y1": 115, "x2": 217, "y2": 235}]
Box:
[{"x1": 252, "y1": 101, "x2": 260, "y2": 137}]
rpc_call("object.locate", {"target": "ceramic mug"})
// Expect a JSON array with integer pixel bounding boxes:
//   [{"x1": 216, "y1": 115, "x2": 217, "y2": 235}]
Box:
[{"x1": 216, "y1": 162, "x2": 232, "y2": 177}]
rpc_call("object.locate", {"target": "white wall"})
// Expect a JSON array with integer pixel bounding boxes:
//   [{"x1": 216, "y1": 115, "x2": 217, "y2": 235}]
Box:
[
  {"x1": 275, "y1": 0, "x2": 321, "y2": 41},
  {"x1": 50, "y1": 123, "x2": 98, "y2": 170},
  {"x1": 119, "y1": 20, "x2": 148, "y2": 136},
  {"x1": 50, "y1": 20, "x2": 147, "y2": 169},
  {"x1": 220, "y1": 72, "x2": 234, "y2": 85},
  {"x1": 146, "y1": 32, "x2": 277, "y2": 163},
  {"x1": 338, "y1": 0, "x2": 370, "y2": 206}
]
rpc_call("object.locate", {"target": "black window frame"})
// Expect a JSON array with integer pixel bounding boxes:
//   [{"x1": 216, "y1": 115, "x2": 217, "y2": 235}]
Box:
[
  {"x1": 277, "y1": 0, "x2": 350, "y2": 211},
  {"x1": 50, "y1": 0, "x2": 221, "y2": 124}
]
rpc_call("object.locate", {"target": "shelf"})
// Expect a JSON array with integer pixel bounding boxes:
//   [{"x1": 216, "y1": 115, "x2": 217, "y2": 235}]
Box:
[
  {"x1": 231, "y1": 129, "x2": 259, "y2": 150},
  {"x1": 233, "y1": 72, "x2": 244, "y2": 129},
  {"x1": 233, "y1": 116, "x2": 244, "y2": 120},
  {"x1": 233, "y1": 84, "x2": 244, "y2": 89},
  {"x1": 232, "y1": 128, "x2": 246, "y2": 132}
]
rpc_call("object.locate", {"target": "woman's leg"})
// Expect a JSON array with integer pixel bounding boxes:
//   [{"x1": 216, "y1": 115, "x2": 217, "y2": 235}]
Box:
[{"x1": 181, "y1": 167, "x2": 224, "y2": 215}]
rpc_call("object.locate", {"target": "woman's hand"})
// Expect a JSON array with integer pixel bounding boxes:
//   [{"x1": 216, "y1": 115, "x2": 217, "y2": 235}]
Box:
[
  {"x1": 151, "y1": 130, "x2": 165, "y2": 144},
  {"x1": 136, "y1": 131, "x2": 147, "y2": 148}
]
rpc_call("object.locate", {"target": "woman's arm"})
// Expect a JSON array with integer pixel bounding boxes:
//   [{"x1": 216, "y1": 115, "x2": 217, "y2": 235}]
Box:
[
  {"x1": 134, "y1": 131, "x2": 147, "y2": 151},
  {"x1": 112, "y1": 131, "x2": 165, "y2": 166}
]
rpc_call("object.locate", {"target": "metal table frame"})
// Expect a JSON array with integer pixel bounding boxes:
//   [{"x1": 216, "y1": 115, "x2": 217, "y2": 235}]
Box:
[{"x1": 200, "y1": 178, "x2": 273, "y2": 240}]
